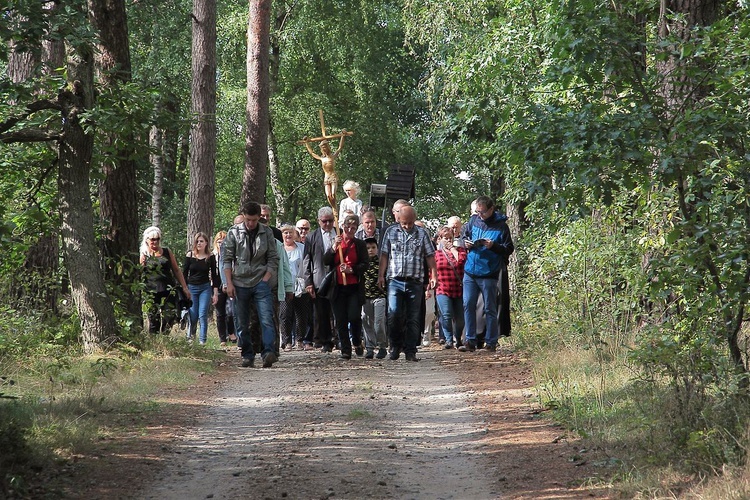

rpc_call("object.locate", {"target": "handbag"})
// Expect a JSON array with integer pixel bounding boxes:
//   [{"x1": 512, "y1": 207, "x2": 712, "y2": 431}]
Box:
[
  {"x1": 317, "y1": 269, "x2": 336, "y2": 297},
  {"x1": 294, "y1": 277, "x2": 306, "y2": 297}
]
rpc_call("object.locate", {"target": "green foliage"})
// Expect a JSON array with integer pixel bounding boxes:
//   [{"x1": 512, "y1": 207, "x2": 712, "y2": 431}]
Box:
[{"x1": 519, "y1": 204, "x2": 643, "y2": 359}]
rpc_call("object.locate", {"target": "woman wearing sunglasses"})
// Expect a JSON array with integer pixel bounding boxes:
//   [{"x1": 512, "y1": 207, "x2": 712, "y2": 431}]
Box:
[{"x1": 139, "y1": 226, "x2": 191, "y2": 334}]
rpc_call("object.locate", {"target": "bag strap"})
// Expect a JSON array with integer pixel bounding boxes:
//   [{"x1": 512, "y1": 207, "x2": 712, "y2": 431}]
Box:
[{"x1": 441, "y1": 248, "x2": 461, "y2": 282}]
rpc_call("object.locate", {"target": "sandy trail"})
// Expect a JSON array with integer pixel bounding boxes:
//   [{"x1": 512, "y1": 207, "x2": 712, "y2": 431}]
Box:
[{"x1": 140, "y1": 348, "x2": 502, "y2": 500}]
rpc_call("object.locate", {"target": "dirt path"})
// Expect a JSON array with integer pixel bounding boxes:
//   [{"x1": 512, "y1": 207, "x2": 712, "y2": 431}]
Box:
[{"x1": 134, "y1": 344, "x2": 612, "y2": 500}]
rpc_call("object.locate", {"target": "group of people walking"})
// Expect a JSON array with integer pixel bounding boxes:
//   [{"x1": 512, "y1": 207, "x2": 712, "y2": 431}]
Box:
[{"x1": 139, "y1": 186, "x2": 514, "y2": 369}]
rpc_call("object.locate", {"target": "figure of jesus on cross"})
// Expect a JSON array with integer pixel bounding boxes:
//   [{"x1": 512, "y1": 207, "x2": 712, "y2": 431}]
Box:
[{"x1": 297, "y1": 110, "x2": 354, "y2": 208}]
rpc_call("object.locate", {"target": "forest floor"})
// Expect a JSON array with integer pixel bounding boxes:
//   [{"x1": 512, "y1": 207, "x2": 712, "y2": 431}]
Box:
[{"x1": 42, "y1": 340, "x2": 616, "y2": 499}]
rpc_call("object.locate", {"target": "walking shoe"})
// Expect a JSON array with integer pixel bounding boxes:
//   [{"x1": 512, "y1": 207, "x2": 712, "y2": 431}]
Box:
[
  {"x1": 340, "y1": 352, "x2": 352, "y2": 360},
  {"x1": 241, "y1": 357, "x2": 254, "y2": 368},
  {"x1": 376, "y1": 348, "x2": 387, "y2": 359},
  {"x1": 444, "y1": 343, "x2": 453, "y2": 349},
  {"x1": 303, "y1": 344, "x2": 314, "y2": 351},
  {"x1": 320, "y1": 345, "x2": 332, "y2": 353},
  {"x1": 355, "y1": 346, "x2": 364, "y2": 357},
  {"x1": 365, "y1": 349, "x2": 374, "y2": 359},
  {"x1": 405, "y1": 353, "x2": 420, "y2": 362},
  {"x1": 484, "y1": 344, "x2": 497, "y2": 352},
  {"x1": 458, "y1": 342, "x2": 476, "y2": 352},
  {"x1": 389, "y1": 350, "x2": 400, "y2": 360},
  {"x1": 262, "y1": 352, "x2": 277, "y2": 368}
]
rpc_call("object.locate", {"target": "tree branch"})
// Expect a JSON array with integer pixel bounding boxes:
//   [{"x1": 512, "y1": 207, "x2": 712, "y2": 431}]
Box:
[
  {"x1": 0, "y1": 98, "x2": 61, "y2": 136},
  {"x1": 0, "y1": 128, "x2": 61, "y2": 143}
]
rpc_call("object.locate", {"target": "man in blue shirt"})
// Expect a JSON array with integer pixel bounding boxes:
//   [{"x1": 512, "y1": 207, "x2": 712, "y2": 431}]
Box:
[
  {"x1": 460, "y1": 195, "x2": 514, "y2": 352},
  {"x1": 378, "y1": 205, "x2": 437, "y2": 361}
]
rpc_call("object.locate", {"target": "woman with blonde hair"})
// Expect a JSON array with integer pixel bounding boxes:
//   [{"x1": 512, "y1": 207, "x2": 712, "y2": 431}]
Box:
[
  {"x1": 140, "y1": 227, "x2": 191, "y2": 334},
  {"x1": 339, "y1": 179, "x2": 363, "y2": 220},
  {"x1": 182, "y1": 232, "x2": 220, "y2": 345}
]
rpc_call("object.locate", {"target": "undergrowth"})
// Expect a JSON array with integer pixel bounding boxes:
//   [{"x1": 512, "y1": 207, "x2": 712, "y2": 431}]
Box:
[{"x1": 0, "y1": 322, "x2": 224, "y2": 498}]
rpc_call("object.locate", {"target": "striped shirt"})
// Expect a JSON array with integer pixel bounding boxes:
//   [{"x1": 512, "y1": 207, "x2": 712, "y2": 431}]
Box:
[{"x1": 380, "y1": 224, "x2": 435, "y2": 280}]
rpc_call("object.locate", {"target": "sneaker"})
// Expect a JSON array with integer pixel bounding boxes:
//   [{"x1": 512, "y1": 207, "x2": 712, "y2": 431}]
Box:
[
  {"x1": 355, "y1": 346, "x2": 364, "y2": 357},
  {"x1": 376, "y1": 348, "x2": 388, "y2": 359},
  {"x1": 303, "y1": 344, "x2": 314, "y2": 351},
  {"x1": 241, "y1": 357, "x2": 254, "y2": 368},
  {"x1": 389, "y1": 351, "x2": 400, "y2": 361},
  {"x1": 444, "y1": 343, "x2": 453, "y2": 349},
  {"x1": 365, "y1": 349, "x2": 374, "y2": 359},
  {"x1": 340, "y1": 352, "x2": 352, "y2": 360},
  {"x1": 320, "y1": 345, "x2": 332, "y2": 353},
  {"x1": 405, "y1": 353, "x2": 420, "y2": 362},
  {"x1": 262, "y1": 352, "x2": 277, "y2": 368},
  {"x1": 484, "y1": 344, "x2": 497, "y2": 352}
]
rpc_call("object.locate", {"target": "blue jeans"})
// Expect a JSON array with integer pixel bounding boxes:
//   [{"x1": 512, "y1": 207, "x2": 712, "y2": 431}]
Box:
[
  {"x1": 387, "y1": 279, "x2": 423, "y2": 355},
  {"x1": 436, "y1": 294, "x2": 464, "y2": 346},
  {"x1": 188, "y1": 282, "x2": 213, "y2": 343},
  {"x1": 463, "y1": 274, "x2": 499, "y2": 346},
  {"x1": 234, "y1": 280, "x2": 276, "y2": 359}
]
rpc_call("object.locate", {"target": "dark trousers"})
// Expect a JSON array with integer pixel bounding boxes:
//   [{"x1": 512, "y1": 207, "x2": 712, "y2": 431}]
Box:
[
  {"x1": 214, "y1": 290, "x2": 235, "y2": 342},
  {"x1": 331, "y1": 285, "x2": 363, "y2": 355},
  {"x1": 313, "y1": 295, "x2": 334, "y2": 348},
  {"x1": 280, "y1": 294, "x2": 312, "y2": 346},
  {"x1": 147, "y1": 290, "x2": 176, "y2": 334}
]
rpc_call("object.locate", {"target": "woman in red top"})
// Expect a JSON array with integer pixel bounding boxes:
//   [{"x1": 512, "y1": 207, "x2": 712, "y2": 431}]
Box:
[
  {"x1": 324, "y1": 214, "x2": 369, "y2": 359},
  {"x1": 435, "y1": 226, "x2": 467, "y2": 349}
]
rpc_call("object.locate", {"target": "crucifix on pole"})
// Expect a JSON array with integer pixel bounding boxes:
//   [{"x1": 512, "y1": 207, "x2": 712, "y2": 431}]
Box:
[{"x1": 298, "y1": 109, "x2": 355, "y2": 284}]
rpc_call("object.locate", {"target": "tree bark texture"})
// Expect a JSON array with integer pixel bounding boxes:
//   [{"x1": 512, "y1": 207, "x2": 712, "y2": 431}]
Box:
[
  {"x1": 241, "y1": 0, "x2": 272, "y2": 208},
  {"x1": 58, "y1": 42, "x2": 118, "y2": 353},
  {"x1": 150, "y1": 124, "x2": 164, "y2": 227},
  {"x1": 188, "y1": 0, "x2": 217, "y2": 246},
  {"x1": 267, "y1": 121, "x2": 285, "y2": 222},
  {"x1": 88, "y1": 0, "x2": 140, "y2": 291}
]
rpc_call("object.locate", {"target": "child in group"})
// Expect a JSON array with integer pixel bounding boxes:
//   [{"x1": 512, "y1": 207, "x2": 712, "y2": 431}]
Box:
[
  {"x1": 361, "y1": 237, "x2": 388, "y2": 359},
  {"x1": 339, "y1": 180, "x2": 363, "y2": 221}
]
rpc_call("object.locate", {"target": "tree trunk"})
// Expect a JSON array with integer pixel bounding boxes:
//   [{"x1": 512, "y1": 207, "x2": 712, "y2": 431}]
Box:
[
  {"x1": 58, "y1": 41, "x2": 118, "y2": 353},
  {"x1": 241, "y1": 0, "x2": 272, "y2": 207},
  {"x1": 150, "y1": 124, "x2": 164, "y2": 227},
  {"x1": 267, "y1": 121, "x2": 285, "y2": 221},
  {"x1": 88, "y1": 0, "x2": 140, "y2": 321},
  {"x1": 187, "y1": 0, "x2": 217, "y2": 245}
]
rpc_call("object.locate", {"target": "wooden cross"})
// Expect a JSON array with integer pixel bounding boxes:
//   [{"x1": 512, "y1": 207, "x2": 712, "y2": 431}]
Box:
[{"x1": 295, "y1": 109, "x2": 354, "y2": 145}]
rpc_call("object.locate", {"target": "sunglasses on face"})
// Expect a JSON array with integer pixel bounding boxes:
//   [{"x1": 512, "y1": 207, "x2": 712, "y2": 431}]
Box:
[{"x1": 149, "y1": 237, "x2": 161, "y2": 242}]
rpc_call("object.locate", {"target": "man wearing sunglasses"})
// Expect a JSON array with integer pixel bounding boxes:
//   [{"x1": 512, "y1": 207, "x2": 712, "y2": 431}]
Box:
[{"x1": 302, "y1": 206, "x2": 339, "y2": 352}]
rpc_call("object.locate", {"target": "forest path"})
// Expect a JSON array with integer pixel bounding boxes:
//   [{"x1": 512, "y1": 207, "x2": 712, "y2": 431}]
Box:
[{"x1": 135, "y1": 345, "x2": 611, "y2": 499}]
